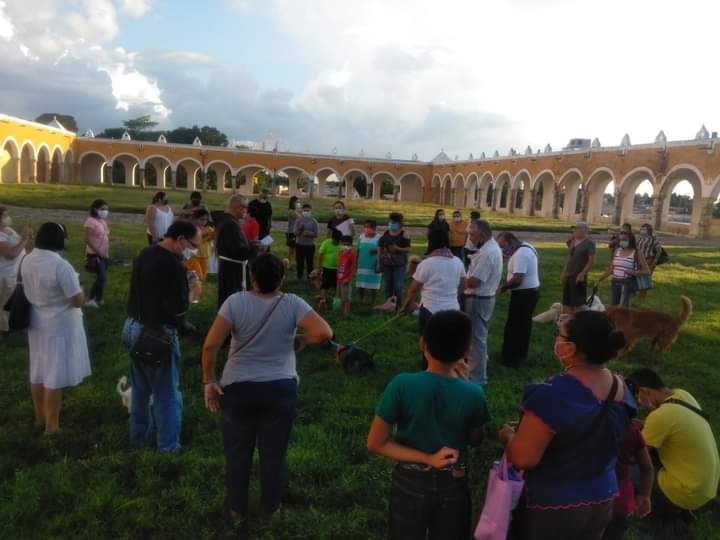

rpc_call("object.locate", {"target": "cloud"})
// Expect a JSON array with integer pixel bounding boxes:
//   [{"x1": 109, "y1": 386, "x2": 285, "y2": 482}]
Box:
[
  {"x1": 226, "y1": 0, "x2": 254, "y2": 11},
  {"x1": 0, "y1": 1, "x2": 13, "y2": 40},
  {"x1": 117, "y1": 0, "x2": 152, "y2": 17}
]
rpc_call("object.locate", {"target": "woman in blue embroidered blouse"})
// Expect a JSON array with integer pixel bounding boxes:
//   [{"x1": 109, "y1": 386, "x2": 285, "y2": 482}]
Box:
[{"x1": 499, "y1": 310, "x2": 636, "y2": 540}]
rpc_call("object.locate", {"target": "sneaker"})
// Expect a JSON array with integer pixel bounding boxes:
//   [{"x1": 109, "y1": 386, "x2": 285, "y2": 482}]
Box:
[{"x1": 84, "y1": 299, "x2": 100, "y2": 308}]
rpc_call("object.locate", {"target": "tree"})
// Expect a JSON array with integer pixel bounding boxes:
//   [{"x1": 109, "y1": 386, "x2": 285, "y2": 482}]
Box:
[
  {"x1": 34, "y1": 113, "x2": 78, "y2": 132},
  {"x1": 123, "y1": 115, "x2": 158, "y2": 131},
  {"x1": 166, "y1": 126, "x2": 228, "y2": 147}
]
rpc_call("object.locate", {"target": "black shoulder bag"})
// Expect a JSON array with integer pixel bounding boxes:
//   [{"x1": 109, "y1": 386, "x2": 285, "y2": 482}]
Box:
[
  {"x1": 3, "y1": 256, "x2": 31, "y2": 332},
  {"x1": 663, "y1": 398, "x2": 709, "y2": 422}
]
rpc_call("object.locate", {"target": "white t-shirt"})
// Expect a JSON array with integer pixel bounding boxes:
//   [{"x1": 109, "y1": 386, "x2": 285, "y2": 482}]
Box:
[
  {"x1": 412, "y1": 254, "x2": 465, "y2": 313},
  {"x1": 22, "y1": 249, "x2": 82, "y2": 320},
  {"x1": 465, "y1": 238, "x2": 503, "y2": 296},
  {"x1": 507, "y1": 243, "x2": 540, "y2": 290},
  {"x1": 0, "y1": 228, "x2": 24, "y2": 279}
]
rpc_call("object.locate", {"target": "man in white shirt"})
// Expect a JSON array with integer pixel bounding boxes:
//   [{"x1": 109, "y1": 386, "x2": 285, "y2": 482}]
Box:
[
  {"x1": 463, "y1": 219, "x2": 503, "y2": 385},
  {"x1": 497, "y1": 232, "x2": 540, "y2": 368}
]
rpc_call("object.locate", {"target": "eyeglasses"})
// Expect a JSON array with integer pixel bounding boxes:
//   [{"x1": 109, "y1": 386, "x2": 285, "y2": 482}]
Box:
[{"x1": 184, "y1": 237, "x2": 200, "y2": 249}]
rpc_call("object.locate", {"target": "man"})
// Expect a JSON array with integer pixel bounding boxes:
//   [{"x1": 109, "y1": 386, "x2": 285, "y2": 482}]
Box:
[
  {"x1": 124, "y1": 220, "x2": 200, "y2": 452},
  {"x1": 215, "y1": 194, "x2": 254, "y2": 308},
  {"x1": 560, "y1": 221, "x2": 596, "y2": 315},
  {"x1": 248, "y1": 188, "x2": 273, "y2": 241},
  {"x1": 627, "y1": 368, "x2": 720, "y2": 520},
  {"x1": 463, "y1": 210, "x2": 481, "y2": 266},
  {"x1": 463, "y1": 219, "x2": 503, "y2": 385},
  {"x1": 497, "y1": 232, "x2": 540, "y2": 368}
]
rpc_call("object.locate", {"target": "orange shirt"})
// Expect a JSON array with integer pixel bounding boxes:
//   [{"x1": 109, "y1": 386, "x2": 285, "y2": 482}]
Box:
[{"x1": 449, "y1": 220, "x2": 468, "y2": 247}]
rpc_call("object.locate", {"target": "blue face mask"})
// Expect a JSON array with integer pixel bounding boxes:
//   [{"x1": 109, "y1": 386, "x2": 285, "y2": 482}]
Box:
[{"x1": 388, "y1": 222, "x2": 400, "y2": 231}]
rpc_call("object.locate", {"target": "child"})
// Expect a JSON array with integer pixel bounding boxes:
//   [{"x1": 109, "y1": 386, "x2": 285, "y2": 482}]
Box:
[
  {"x1": 294, "y1": 203, "x2": 319, "y2": 279},
  {"x1": 316, "y1": 229, "x2": 342, "y2": 310},
  {"x1": 336, "y1": 235, "x2": 357, "y2": 316},
  {"x1": 601, "y1": 419, "x2": 654, "y2": 540},
  {"x1": 356, "y1": 220, "x2": 381, "y2": 303},
  {"x1": 185, "y1": 208, "x2": 215, "y2": 303},
  {"x1": 367, "y1": 310, "x2": 490, "y2": 540}
]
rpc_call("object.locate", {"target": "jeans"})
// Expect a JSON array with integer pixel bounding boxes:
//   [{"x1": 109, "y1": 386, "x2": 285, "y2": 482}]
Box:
[
  {"x1": 89, "y1": 256, "x2": 108, "y2": 302},
  {"x1": 610, "y1": 279, "x2": 634, "y2": 308},
  {"x1": 509, "y1": 499, "x2": 613, "y2": 540},
  {"x1": 383, "y1": 264, "x2": 406, "y2": 308},
  {"x1": 221, "y1": 379, "x2": 298, "y2": 515},
  {"x1": 418, "y1": 306, "x2": 433, "y2": 370},
  {"x1": 388, "y1": 465, "x2": 471, "y2": 540},
  {"x1": 296, "y1": 244, "x2": 315, "y2": 279},
  {"x1": 464, "y1": 295, "x2": 496, "y2": 385},
  {"x1": 124, "y1": 318, "x2": 183, "y2": 452},
  {"x1": 501, "y1": 288, "x2": 540, "y2": 367}
]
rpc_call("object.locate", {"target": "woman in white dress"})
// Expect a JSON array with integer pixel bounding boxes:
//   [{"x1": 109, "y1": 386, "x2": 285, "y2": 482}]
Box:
[
  {"x1": 22, "y1": 222, "x2": 90, "y2": 434},
  {"x1": 144, "y1": 191, "x2": 174, "y2": 244},
  {"x1": 0, "y1": 206, "x2": 32, "y2": 332}
]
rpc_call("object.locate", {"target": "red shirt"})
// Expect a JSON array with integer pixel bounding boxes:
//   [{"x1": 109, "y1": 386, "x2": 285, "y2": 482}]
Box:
[
  {"x1": 337, "y1": 249, "x2": 357, "y2": 284},
  {"x1": 614, "y1": 419, "x2": 646, "y2": 516},
  {"x1": 242, "y1": 217, "x2": 260, "y2": 242}
]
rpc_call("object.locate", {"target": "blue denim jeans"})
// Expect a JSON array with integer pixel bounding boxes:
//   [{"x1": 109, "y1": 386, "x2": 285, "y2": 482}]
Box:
[
  {"x1": 388, "y1": 465, "x2": 471, "y2": 540},
  {"x1": 383, "y1": 264, "x2": 407, "y2": 308},
  {"x1": 611, "y1": 279, "x2": 634, "y2": 308},
  {"x1": 123, "y1": 318, "x2": 183, "y2": 452},
  {"x1": 89, "y1": 256, "x2": 108, "y2": 302},
  {"x1": 464, "y1": 295, "x2": 496, "y2": 385},
  {"x1": 220, "y1": 379, "x2": 298, "y2": 515}
]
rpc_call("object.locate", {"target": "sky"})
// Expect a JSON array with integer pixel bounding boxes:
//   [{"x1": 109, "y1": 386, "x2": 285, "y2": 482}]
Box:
[{"x1": 0, "y1": 0, "x2": 718, "y2": 186}]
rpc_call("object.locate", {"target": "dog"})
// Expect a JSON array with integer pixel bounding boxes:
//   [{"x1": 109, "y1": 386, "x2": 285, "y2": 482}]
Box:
[
  {"x1": 606, "y1": 296, "x2": 693, "y2": 357},
  {"x1": 532, "y1": 294, "x2": 606, "y2": 325},
  {"x1": 336, "y1": 343, "x2": 375, "y2": 373},
  {"x1": 116, "y1": 375, "x2": 132, "y2": 412}
]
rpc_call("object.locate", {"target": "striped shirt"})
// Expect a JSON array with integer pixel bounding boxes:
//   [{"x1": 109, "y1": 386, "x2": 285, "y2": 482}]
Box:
[
  {"x1": 637, "y1": 236, "x2": 661, "y2": 261},
  {"x1": 612, "y1": 249, "x2": 636, "y2": 280}
]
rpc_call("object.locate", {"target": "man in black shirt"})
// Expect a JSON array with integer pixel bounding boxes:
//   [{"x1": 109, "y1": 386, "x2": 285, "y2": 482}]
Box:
[
  {"x1": 248, "y1": 188, "x2": 273, "y2": 240},
  {"x1": 215, "y1": 194, "x2": 254, "y2": 307},
  {"x1": 124, "y1": 220, "x2": 200, "y2": 452}
]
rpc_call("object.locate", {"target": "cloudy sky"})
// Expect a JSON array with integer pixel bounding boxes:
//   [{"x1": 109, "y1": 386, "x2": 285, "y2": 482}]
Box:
[{"x1": 1, "y1": 0, "x2": 718, "y2": 161}]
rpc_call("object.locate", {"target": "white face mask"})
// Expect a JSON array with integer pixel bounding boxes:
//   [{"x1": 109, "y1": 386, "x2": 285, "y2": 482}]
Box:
[
  {"x1": 1, "y1": 215, "x2": 11, "y2": 227},
  {"x1": 182, "y1": 247, "x2": 198, "y2": 260},
  {"x1": 334, "y1": 208, "x2": 344, "y2": 216},
  {"x1": 438, "y1": 214, "x2": 446, "y2": 221},
  {"x1": 453, "y1": 216, "x2": 462, "y2": 223},
  {"x1": 295, "y1": 203, "x2": 302, "y2": 210},
  {"x1": 302, "y1": 211, "x2": 311, "y2": 218},
  {"x1": 98, "y1": 209, "x2": 109, "y2": 220}
]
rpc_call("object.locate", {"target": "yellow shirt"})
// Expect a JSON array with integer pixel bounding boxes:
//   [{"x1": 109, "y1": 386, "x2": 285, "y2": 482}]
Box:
[
  {"x1": 642, "y1": 389, "x2": 720, "y2": 510},
  {"x1": 449, "y1": 220, "x2": 468, "y2": 247}
]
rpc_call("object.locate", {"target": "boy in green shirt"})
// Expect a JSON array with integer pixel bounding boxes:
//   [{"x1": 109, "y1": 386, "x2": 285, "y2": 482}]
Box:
[
  {"x1": 367, "y1": 310, "x2": 490, "y2": 539},
  {"x1": 316, "y1": 229, "x2": 342, "y2": 310}
]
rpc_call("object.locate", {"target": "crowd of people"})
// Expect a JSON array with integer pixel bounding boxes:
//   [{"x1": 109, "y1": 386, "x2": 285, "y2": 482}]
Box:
[{"x1": 1, "y1": 193, "x2": 716, "y2": 540}]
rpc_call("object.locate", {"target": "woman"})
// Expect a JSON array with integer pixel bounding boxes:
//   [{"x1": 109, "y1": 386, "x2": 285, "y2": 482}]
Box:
[
  {"x1": 355, "y1": 219, "x2": 382, "y2": 303},
  {"x1": 595, "y1": 231, "x2": 650, "y2": 307},
  {"x1": 327, "y1": 200, "x2": 355, "y2": 237},
  {"x1": 144, "y1": 191, "x2": 174, "y2": 244},
  {"x1": 83, "y1": 199, "x2": 110, "y2": 308},
  {"x1": 286, "y1": 196, "x2": 301, "y2": 266},
  {"x1": 427, "y1": 209, "x2": 449, "y2": 252},
  {"x1": 499, "y1": 310, "x2": 635, "y2": 540},
  {"x1": 0, "y1": 206, "x2": 32, "y2": 332},
  {"x1": 399, "y1": 229, "x2": 466, "y2": 337},
  {"x1": 635, "y1": 223, "x2": 662, "y2": 301},
  {"x1": 448, "y1": 210, "x2": 467, "y2": 259},
  {"x1": 378, "y1": 212, "x2": 411, "y2": 311},
  {"x1": 202, "y1": 253, "x2": 333, "y2": 521},
  {"x1": 22, "y1": 223, "x2": 90, "y2": 434}
]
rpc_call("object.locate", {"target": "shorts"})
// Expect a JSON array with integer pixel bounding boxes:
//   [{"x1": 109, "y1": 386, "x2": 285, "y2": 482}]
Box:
[
  {"x1": 562, "y1": 278, "x2": 587, "y2": 307},
  {"x1": 321, "y1": 268, "x2": 337, "y2": 290},
  {"x1": 338, "y1": 281, "x2": 352, "y2": 300},
  {"x1": 286, "y1": 233, "x2": 297, "y2": 247}
]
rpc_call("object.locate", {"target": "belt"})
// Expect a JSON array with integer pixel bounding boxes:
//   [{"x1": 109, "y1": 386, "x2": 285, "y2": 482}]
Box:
[
  {"x1": 463, "y1": 294, "x2": 495, "y2": 299},
  {"x1": 511, "y1": 287, "x2": 539, "y2": 293},
  {"x1": 398, "y1": 463, "x2": 466, "y2": 473}
]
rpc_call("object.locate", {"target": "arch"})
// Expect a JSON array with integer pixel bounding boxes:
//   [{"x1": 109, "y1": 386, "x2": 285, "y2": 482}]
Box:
[
  {"x1": 280, "y1": 165, "x2": 314, "y2": 180},
  {"x1": 398, "y1": 171, "x2": 426, "y2": 188},
  {"x1": 141, "y1": 153, "x2": 174, "y2": 168},
  {"x1": 36, "y1": 145, "x2": 50, "y2": 183},
  {"x1": 79, "y1": 151, "x2": 107, "y2": 184},
  {"x1": 312, "y1": 166, "x2": 341, "y2": 179},
  {"x1": 584, "y1": 167, "x2": 616, "y2": 224},
  {"x1": 618, "y1": 166, "x2": 657, "y2": 225},
  {"x1": 399, "y1": 172, "x2": 424, "y2": 202},
  {"x1": 557, "y1": 168, "x2": 584, "y2": 219},
  {"x1": 19, "y1": 142, "x2": 34, "y2": 182},
  {"x1": 451, "y1": 173, "x2": 466, "y2": 189},
  {"x1": 50, "y1": 147, "x2": 63, "y2": 183},
  {"x1": 512, "y1": 169, "x2": 532, "y2": 214},
  {"x1": 1, "y1": 137, "x2": 20, "y2": 183},
  {"x1": 531, "y1": 170, "x2": 555, "y2": 217},
  {"x1": 440, "y1": 174, "x2": 453, "y2": 206},
  {"x1": 370, "y1": 170, "x2": 398, "y2": 184},
  {"x1": 206, "y1": 159, "x2": 234, "y2": 172},
  {"x1": 494, "y1": 171, "x2": 512, "y2": 211},
  {"x1": 465, "y1": 173, "x2": 479, "y2": 208},
  {"x1": 477, "y1": 171, "x2": 494, "y2": 209},
  {"x1": 111, "y1": 153, "x2": 141, "y2": 186},
  {"x1": 369, "y1": 171, "x2": 398, "y2": 201},
  {"x1": 431, "y1": 174, "x2": 442, "y2": 204},
  {"x1": 658, "y1": 165, "x2": 704, "y2": 236}
]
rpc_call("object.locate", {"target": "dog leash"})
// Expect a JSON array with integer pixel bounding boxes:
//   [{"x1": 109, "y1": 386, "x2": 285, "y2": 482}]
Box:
[{"x1": 349, "y1": 314, "x2": 402, "y2": 346}]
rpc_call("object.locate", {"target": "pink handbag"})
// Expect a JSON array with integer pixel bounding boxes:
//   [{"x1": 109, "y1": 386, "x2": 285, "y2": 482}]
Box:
[{"x1": 474, "y1": 454, "x2": 524, "y2": 540}]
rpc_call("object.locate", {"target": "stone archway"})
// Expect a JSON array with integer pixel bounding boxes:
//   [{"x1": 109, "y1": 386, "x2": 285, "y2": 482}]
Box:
[
  {"x1": 494, "y1": 172, "x2": 511, "y2": 212},
  {"x1": 477, "y1": 172, "x2": 493, "y2": 210},
  {"x1": 451, "y1": 174, "x2": 466, "y2": 208},
  {"x1": 531, "y1": 170, "x2": 555, "y2": 218},
  {"x1": 658, "y1": 165, "x2": 704, "y2": 237},
  {"x1": 398, "y1": 172, "x2": 424, "y2": 202},
  {"x1": 20, "y1": 142, "x2": 35, "y2": 183},
  {"x1": 50, "y1": 148, "x2": 63, "y2": 183},
  {"x1": 618, "y1": 167, "x2": 655, "y2": 225},
  {"x1": 36, "y1": 146, "x2": 50, "y2": 183},
  {"x1": 584, "y1": 168, "x2": 616, "y2": 224},
  {"x1": 465, "y1": 173, "x2": 479, "y2": 208},
  {"x1": 1, "y1": 138, "x2": 19, "y2": 183},
  {"x1": 557, "y1": 169, "x2": 583, "y2": 220},
  {"x1": 512, "y1": 170, "x2": 531, "y2": 215},
  {"x1": 79, "y1": 152, "x2": 107, "y2": 184}
]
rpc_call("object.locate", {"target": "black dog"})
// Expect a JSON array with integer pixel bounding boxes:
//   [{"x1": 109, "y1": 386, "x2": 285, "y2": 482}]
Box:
[{"x1": 337, "y1": 344, "x2": 375, "y2": 373}]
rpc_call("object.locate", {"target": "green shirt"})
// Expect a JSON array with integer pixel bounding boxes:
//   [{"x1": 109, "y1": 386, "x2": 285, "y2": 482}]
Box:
[
  {"x1": 375, "y1": 371, "x2": 490, "y2": 464},
  {"x1": 319, "y1": 238, "x2": 342, "y2": 270}
]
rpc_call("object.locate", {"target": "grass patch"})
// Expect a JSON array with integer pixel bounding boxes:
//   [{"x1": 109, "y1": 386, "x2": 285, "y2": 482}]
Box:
[{"x1": 0, "y1": 217, "x2": 718, "y2": 539}]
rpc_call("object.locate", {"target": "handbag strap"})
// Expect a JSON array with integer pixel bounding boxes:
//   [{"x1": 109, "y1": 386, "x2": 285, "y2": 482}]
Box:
[
  {"x1": 561, "y1": 373, "x2": 619, "y2": 447},
  {"x1": 662, "y1": 398, "x2": 709, "y2": 422},
  {"x1": 229, "y1": 293, "x2": 285, "y2": 355},
  {"x1": 15, "y1": 254, "x2": 27, "y2": 283}
]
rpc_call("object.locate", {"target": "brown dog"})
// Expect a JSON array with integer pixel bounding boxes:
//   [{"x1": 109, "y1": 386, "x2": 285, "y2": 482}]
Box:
[{"x1": 606, "y1": 296, "x2": 692, "y2": 357}]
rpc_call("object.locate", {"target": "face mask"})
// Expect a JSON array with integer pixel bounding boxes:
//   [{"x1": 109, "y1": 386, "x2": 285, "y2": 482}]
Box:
[
  {"x1": 295, "y1": 203, "x2": 302, "y2": 210},
  {"x1": 182, "y1": 247, "x2": 198, "y2": 260},
  {"x1": 342, "y1": 245, "x2": 352, "y2": 251},
  {"x1": 302, "y1": 211, "x2": 311, "y2": 218},
  {"x1": 388, "y1": 223, "x2": 400, "y2": 231},
  {"x1": 619, "y1": 240, "x2": 630, "y2": 248},
  {"x1": 334, "y1": 208, "x2": 344, "y2": 216},
  {"x1": 453, "y1": 216, "x2": 461, "y2": 223},
  {"x1": 98, "y1": 209, "x2": 109, "y2": 220},
  {"x1": 639, "y1": 228, "x2": 648, "y2": 236},
  {"x1": 437, "y1": 214, "x2": 445, "y2": 221},
  {"x1": 554, "y1": 340, "x2": 575, "y2": 365},
  {"x1": 1, "y1": 216, "x2": 11, "y2": 227}
]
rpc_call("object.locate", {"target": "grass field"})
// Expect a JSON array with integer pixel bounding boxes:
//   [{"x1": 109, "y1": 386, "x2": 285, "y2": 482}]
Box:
[
  {"x1": 1, "y1": 183, "x2": 608, "y2": 233},
  {"x1": 0, "y1": 197, "x2": 718, "y2": 539}
]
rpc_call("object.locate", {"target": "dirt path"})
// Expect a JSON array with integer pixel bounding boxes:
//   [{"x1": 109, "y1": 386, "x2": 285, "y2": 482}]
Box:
[{"x1": 5, "y1": 205, "x2": 716, "y2": 247}]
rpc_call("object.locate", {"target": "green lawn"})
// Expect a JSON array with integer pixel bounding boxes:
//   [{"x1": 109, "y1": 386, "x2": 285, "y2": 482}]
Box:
[
  {"x1": 0, "y1": 215, "x2": 718, "y2": 538},
  {"x1": 1, "y1": 183, "x2": 607, "y2": 233}
]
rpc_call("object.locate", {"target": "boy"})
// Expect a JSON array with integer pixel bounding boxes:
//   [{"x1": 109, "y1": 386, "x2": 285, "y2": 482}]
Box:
[
  {"x1": 367, "y1": 310, "x2": 490, "y2": 540},
  {"x1": 336, "y1": 235, "x2": 356, "y2": 316},
  {"x1": 316, "y1": 229, "x2": 342, "y2": 310},
  {"x1": 293, "y1": 203, "x2": 319, "y2": 279}
]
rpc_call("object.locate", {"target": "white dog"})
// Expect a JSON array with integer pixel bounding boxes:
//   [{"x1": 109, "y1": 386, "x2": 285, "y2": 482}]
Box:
[
  {"x1": 116, "y1": 375, "x2": 132, "y2": 412},
  {"x1": 532, "y1": 294, "x2": 605, "y2": 325}
]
